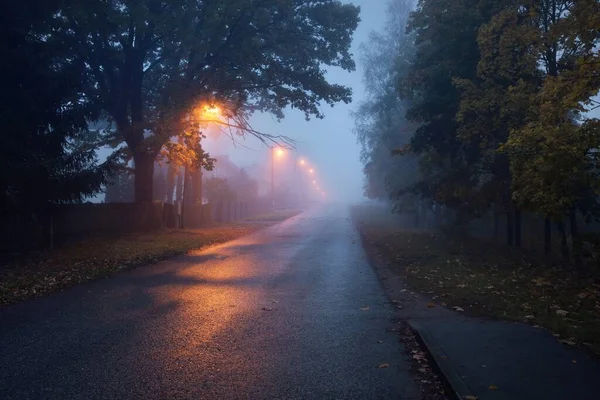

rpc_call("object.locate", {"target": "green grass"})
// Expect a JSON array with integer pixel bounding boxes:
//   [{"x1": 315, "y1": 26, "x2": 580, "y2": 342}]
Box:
[
  {"x1": 352, "y1": 205, "x2": 600, "y2": 356},
  {"x1": 0, "y1": 221, "x2": 279, "y2": 306}
]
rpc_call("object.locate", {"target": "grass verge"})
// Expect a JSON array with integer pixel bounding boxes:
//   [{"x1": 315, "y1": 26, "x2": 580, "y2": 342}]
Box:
[
  {"x1": 352, "y1": 204, "x2": 600, "y2": 356},
  {"x1": 1, "y1": 212, "x2": 298, "y2": 306}
]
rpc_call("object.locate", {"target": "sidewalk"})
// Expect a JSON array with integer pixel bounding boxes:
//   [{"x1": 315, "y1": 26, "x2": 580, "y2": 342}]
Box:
[{"x1": 377, "y1": 264, "x2": 600, "y2": 400}]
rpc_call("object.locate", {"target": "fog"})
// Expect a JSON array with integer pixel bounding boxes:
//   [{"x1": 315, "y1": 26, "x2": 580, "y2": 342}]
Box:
[{"x1": 197, "y1": 0, "x2": 388, "y2": 204}]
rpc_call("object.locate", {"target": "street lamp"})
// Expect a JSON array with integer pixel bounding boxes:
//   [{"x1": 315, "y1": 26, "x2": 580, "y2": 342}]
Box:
[{"x1": 271, "y1": 147, "x2": 286, "y2": 210}]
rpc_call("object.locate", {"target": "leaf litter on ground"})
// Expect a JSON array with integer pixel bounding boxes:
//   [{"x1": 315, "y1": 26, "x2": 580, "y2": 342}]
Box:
[{"x1": 351, "y1": 204, "x2": 600, "y2": 356}]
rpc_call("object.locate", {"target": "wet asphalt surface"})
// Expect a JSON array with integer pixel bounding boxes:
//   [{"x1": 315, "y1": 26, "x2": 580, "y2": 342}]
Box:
[{"x1": 0, "y1": 205, "x2": 419, "y2": 400}]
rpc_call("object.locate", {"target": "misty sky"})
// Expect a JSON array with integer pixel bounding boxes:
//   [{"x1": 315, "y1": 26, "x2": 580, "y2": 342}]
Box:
[
  {"x1": 202, "y1": 0, "x2": 388, "y2": 203},
  {"x1": 94, "y1": 0, "x2": 600, "y2": 203}
]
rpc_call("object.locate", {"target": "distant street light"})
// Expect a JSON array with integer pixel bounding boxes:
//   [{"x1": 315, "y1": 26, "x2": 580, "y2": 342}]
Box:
[{"x1": 309, "y1": 168, "x2": 314, "y2": 174}]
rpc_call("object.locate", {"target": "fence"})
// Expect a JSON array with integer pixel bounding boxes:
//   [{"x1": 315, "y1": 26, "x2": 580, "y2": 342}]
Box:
[{"x1": 1, "y1": 199, "x2": 273, "y2": 253}]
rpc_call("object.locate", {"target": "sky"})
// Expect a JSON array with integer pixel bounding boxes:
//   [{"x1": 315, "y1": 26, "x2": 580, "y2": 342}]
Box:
[
  {"x1": 94, "y1": 0, "x2": 600, "y2": 204},
  {"x1": 201, "y1": 0, "x2": 389, "y2": 203}
]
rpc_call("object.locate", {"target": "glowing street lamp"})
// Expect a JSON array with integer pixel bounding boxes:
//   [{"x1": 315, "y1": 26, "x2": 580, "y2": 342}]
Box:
[
  {"x1": 299, "y1": 159, "x2": 306, "y2": 165},
  {"x1": 309, "y1": 168, "x2": 314, "y2": 174},
  {"x1": 195, "y1": 103, "x2": 223, "y2": 124},
  {"x1": 203, "y1": 105, "x2": 221, "y2": 119}
]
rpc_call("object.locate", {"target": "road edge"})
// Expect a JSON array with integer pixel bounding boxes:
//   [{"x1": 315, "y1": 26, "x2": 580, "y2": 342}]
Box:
[
  {"x1": 408, "y1": 321, "x2": 476, "y2": 400},
  {"x1": 350, "y1": 206, "x2": 475, "y2": 400}
]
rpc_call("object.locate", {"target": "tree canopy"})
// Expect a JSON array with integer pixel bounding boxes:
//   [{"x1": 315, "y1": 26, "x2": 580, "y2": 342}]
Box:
[
  {"x1": 54, "y1": 0, "x2": 360, "y2": 202},
  {"x1": 0, "y1": 0, "x2": 113, "y2": 210},
  {"x1": 356, "y1": 0, "x2": 600, "y2": 257}
]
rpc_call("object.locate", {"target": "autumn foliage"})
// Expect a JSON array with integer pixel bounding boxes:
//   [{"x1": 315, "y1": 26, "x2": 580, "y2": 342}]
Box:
[{"x1": 356, "y1": 0, "x2": 600, "y2": 264}]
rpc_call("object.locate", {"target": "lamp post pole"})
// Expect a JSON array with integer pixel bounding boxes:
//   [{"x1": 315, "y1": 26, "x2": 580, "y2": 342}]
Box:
[{"x1": 271, "y1": 147, "x2": 275, "y2": 211}]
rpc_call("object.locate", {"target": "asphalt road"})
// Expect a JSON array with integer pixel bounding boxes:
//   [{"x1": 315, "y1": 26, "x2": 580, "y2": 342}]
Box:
[{"x1": 0, "y1": 205, "x2": 419, "y2": 400}]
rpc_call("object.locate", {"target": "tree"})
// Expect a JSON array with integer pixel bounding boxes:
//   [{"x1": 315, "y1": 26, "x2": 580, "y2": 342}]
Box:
[
  {"x1": 454, "y1": 5, "x2": 542, "y2": 244},
  {"x1": 153, "y1": 164, "x2": 168, "y2": 202},
  {"x1": 56, "y1": 0, "x2": 360, "y2": 203},
  {"x1": 204, "y1": 177, "x2": 236, "y2": 204},
  {"x1": 228, "y1": 169, "x2": 259, "y2": 201},
  {"x1": 104, "y1": 171, "x2": 134, "y2": 203},
  {"x1": 353, "y1": 0, "x2": 420, "y2": 213},
  {"x1": 0, "y1": 0, "x2": 112, "y2": 210},
  {"x1": 399, "y1": 0, "x2": 510, "y2": 223}
]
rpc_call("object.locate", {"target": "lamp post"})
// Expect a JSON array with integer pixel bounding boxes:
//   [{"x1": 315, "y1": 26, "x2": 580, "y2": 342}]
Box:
[{"x1": 271, "y1": 147, "x2": 275, "y2": 210}]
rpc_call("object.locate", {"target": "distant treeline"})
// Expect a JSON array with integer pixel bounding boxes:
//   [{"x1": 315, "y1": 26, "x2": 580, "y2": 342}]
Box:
[{"x1": 354, "y1": 0, "x2": 600, "y2": 265}]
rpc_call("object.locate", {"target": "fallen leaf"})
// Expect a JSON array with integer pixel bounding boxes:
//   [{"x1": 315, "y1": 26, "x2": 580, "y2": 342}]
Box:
[
  {"x1": 457, "y1": 284, "x2": 466, "y2": 288},
  {"x1": 556, "y1": 309, "x2": 569, "y2": 317},
  {"x1": 452, "y1": 306, "x2": 465, "y2": 312},
  {"x1": 489, "y1": 385, "x2": 499, "y2": 390},
  {"x1": 464, "y1": 396, "x2": 479, "y2": 400},
  {"x1": 360, "y1": 306, "x2": 371, "y2": 311},
  {"x1": 377, "y1": 363, "x2": 390, "y2": 369},
  {"x1": 418, "y1": 367, "x2": 428, "y2": 373},
  {"x1": 377, "y1": 340, "x2": 383, "y2": 344},
  {"x1": 524, "y1": 315, "x2": 535, "y2": 319},
  {"x1": 420, "y1": 380, "x2": 431, "y2": 384},
  {"x1": 559, "y1": 339, "x2": 576, "y2": 346},
  {"x1": 427, "y1": 302, "x2": 436, "y2": 308}
]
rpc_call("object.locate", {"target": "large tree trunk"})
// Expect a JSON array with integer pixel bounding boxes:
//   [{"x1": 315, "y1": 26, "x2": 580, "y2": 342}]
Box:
[
  {"x1": 133, "y1": 151, "x2": 155, "y2": 203},
  {"x1": 514, "y1": 207, "x2": 522, "y2": 248},
  {"x1": 191, "y1": 168, "x2": 202, "y2": 204},
  {"x1": 544, "y1": 217, "x2": 551, "y2": 255},
  {"x1": 183, "y1": 166, "x2": 193, "y2": 206},
  {"x1": 166, "y1": 164, "x2": 176, "y2": 204},
  {"x1": 506, "y1": 209, "x2": 514, "y2": 247},
  {"x1": 493, "y1": 209, "x2": 499, "y2": 240},
  {"x1": 557, "y1": 220, "x2": 570, "y2": 259},
  {"x1": 175, "y1": 168, "x2": 184, "y2": 202},
  {"x1": 569, "y1": 208, "x2": 582, "y2": 268}
]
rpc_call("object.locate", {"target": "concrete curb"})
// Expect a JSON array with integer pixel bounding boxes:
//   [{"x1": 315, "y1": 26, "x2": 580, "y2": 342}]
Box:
[{"x1": 409, "y1": 320, "x2": 476, "y2": 400}]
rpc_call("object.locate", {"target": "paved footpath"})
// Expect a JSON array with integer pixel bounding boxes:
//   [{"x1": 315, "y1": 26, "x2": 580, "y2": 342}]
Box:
[
  {"x1": 0, "y1": 206, "x2": 420, "y2": 400},
  {"x1": 375, "y1": 259, "x2": 600, "y2": 400}
]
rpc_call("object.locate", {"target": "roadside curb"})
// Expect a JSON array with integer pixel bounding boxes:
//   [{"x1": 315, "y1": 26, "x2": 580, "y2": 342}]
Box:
[{"x1": 408, "y1": 320, "x2": 476, "y2": 400}]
